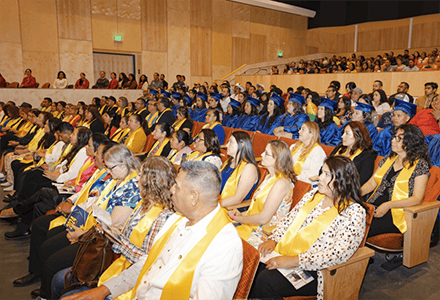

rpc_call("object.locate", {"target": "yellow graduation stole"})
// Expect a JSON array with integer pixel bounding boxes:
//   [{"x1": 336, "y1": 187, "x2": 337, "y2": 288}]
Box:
[
  {"x1": 23, "y1": 141, "x2": 59, "y2": 172},
  {"x1": 99, "y1": 105, "x2": 108, "y2": 115},
  {"x1": 83, "y1": 170, "x2": 138, "y2": 230},
  {"x1": 146, "y1": 111, "x2": 159, "y2": 128},
  {"x1": 52, "y1": 143, "x2": 73, "y2": 168},
  {"x1": 28, "y1": 128, "x2": 45, "y2": 152},
  {"x1": 167, "y1": 149, "x2": 178, "y2": 163},
  {"x1": 337, "y1": 147, "x2": 363, "y2": 161},
  {"x1": 306, "y1": 102, "x2": 317, "y2": 116},
  {"x1": 111, "y1": 128, "x2": 130, "y2": 143},
  {"x1": 195, "y1": 121, "x2": 222, "y2": 141},
  {"x1": 369, "y1": 156, "x2": 419, "y2": 233},
  {"x1": 156, "y1": 108, "x2": 172, "y2": 123},
  {"x1": 273, "y1": 193, "x2": 340, "y2": 256},
  {"x1": 291, "y1": 143, "x2": 319, "y2": 176},
  {"x1": 48, "y1": 168, "x2": 108, "y2": 230},
  {"x1": 220, "y1": 160, "x2": 248, "y2": 199},
  {"x1": 186, "y1": 151, "x2": 213, "y2": 162},
  {"x1": 0, "y1": 116, "x2": 9, "y2": 127},
  {"x1": 73, "y1": 157, "x2": 95, "y2": 186},
  {"x1": 120, "y1": 107, "x2": 128, "y2": 117},
  {"x1": 135, "y1": 107, "x2": 147, "y2": 116},
  {"x1": 63, "y1": 115, "x2": 72, "y2": 122},
  {"x1": 128, "y1": 208, "x2": 231, "y2": 300},
  {"x1": 17, "y1": 121, "x2": 33, "y2": 137},
  {"x1": 147, "y1": 138, "x2": 170, "y2": 157},
  {"x1": 97, "y1": 203, "x2": 164, "y2": 294},
  {"x1": 172, "y1": 118, "x2": 187, "y2": 131},
  {"x1": 124, "y1": 127, "x2": 145, "y2": 151},
  {"x1": 236, "y1": 173, "x2": 284, "y2": 240},
  {"x1": 5, "y1": 117, "x2": 22, "y2": 130},
  {"x1": 41, "y1": 106, "x2": 50, "y2": 112}
]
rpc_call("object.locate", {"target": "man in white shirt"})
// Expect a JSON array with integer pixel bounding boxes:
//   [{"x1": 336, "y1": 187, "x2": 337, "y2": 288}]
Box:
[
  {"x1": 63, "y1": 161, "x2": 243, "y2": 300},
  {"x1": 220, "y1": 87, "x2": 231, "y2": 112}
]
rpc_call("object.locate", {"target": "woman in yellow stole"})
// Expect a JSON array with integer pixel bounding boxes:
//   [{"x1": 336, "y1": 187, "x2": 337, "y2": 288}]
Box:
[
  {"x1": 167, "y1": 130, "x2": 192, "y2": 165},
  {"x1": 145, "y1": 123, "x2": 172, "y2": 158},
  {"x1": 186, "y1": 129, "x2": 222, "y2": 170},
  {"x1": 289, "y1": 121, "x2": 326, "y2": 185},
  {"x1": 219, "y1": 131, "x2": 259, "y2": 208},
  {"x1": 110, "y1": 116, "x2": 130, "y2": 144},
  {"x1": 228, "y1": 140, "x2": 295, "y2": 243},
  {"x1": 124, "y1": 114, "x2": 147, "y2": 154},
  {"x1": 251, "y1": 156, "x2": 367, "y2": 299},
  {"x1": 362, "y1": 124, "x2": 430, "y2": 237}
]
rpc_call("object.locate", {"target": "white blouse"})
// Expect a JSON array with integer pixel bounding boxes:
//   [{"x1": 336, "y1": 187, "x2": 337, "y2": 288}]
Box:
[
  {"x1": 53, "y1": 78, "x2": 68, "y2": 89},
  {"x1": 56, "y1": 147, "x2": 89, "y2": 183},
  {"x1": 290, "y1": 144, "x2": 327, "y2": 185}
]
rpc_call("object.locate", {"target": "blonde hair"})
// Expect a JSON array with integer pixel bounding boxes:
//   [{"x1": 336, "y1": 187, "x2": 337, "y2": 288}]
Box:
[
  {"x1": 292, "y1": 121, "x2": 320, "y2": 162},
  {"x1": 268, "y1": 140, "x2": 296, "y2": 183}
]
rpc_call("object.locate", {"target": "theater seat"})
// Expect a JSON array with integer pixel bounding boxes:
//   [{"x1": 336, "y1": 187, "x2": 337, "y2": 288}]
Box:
[
  {"x1": 41, "y1": 82, "x2": 50, "y2": 88},
  {"x1": 142, "y1": 134, "x2": 156, "y2": 153},
  {"x1": 252, "y1": 132, "x2": 278, "y2": 157},
  {"x1": 223, "y1": 126, "x2": 234, "y2": 145},
  {"x1": 8, "y1": 82, "x2": 19, "y2": 88},
  {"x1": 233, "y1": 239, "x2": 260, "y2": 300},
  {"x1": 366, "y1": 166, "x2": 440, "y2": 268},
  {"x1": 233, "y1": 129, "x2": 255, "y2": 141},
  {"x1": 290, "y1": 180, "x2": 312, "y2": 209},
  {"x1": 278, "y1": 136, "x2": 298, "y2": 148},
  {"x1": 35, "y1": 82, "x2": 39, "y2": 88}
]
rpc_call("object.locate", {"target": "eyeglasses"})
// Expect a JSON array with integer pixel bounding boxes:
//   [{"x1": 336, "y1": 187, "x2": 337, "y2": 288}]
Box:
[
  {"x1": 391, "y1": 135, "x2": 404, "y2": 142},
  {"x1": 106, "y1": 164, "x2": 121, "y2": 171}
]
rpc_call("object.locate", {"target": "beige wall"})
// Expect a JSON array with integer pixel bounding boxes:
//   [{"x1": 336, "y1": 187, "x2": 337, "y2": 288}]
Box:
[
  {"x1": 306, "y1": 13, "x2": 440, "y2": 57},
  {"x1": 0, "y1": 0, "x2": 308, "y2": 89},
  {"x1": 236, "y1": 70, "x2": 440, "y2": 99}
]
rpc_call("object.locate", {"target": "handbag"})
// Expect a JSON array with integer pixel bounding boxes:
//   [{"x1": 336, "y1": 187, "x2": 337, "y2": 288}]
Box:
[{"x1": 63, "y1": 226, "x2": 114, "y2": 292}]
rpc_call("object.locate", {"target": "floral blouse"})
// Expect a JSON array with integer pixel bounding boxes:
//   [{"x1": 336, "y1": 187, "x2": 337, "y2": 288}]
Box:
[
  {"x1": 101, "y1": 177, "x2": 141, "y2": 213},
  {"x1": 269, "y1": 188, "x2": 366, "y2": 300}
]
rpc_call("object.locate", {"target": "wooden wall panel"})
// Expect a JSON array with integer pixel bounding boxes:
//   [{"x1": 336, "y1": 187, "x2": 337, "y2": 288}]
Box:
[
  {"x1": 232, "y1": 2, "x2": 250, "y2": 21},
  {"x1": 190, "y1": 0, "x2": 212, "y2": 77},
  {"x1": 212, "y1": 0, "x2": 232, "y2": 19},
  {"x1": 212, "y1": 18, "x2": 232, "y2": 66},
  {"x1": 0, "y1": 0, "x2": 21, "y2": 43},
  {"x1": 250, "y1": 34, "x2": 266, "y2": 64},
  {"x1": 233, "y1": 37, "x2": 250, "y2": 70},
  {"x1": 117, "y1": 0, "x2": 140, "y2": 20},
  {"x1": 91, "y1": 14, "x2": 118, "y2": 51},
  {"x1": 19, "y1": 0, "x2": 59, "y2": 52},
  {"x1": 141, "y1": 0, "x2": 167, "y2": 52},
  {"x1": 412, "y1": 21, "x2": 440, "y2": 48},
  {"x1": 57, "y1": 0, "x2": 92, "y2": 41},
  {"x1": 191, "y1": 0, "x2": 212, "y2": 27}
]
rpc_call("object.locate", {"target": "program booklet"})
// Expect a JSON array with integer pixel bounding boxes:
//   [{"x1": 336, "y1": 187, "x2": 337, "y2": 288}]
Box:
[
  {"x1": 92, "y1": 204, "x2": 122, "y2": 244},
  {"x1": 260, "y1": 251, "x2": 314, "y2": 290},
  {"x1": 64, "y1": 206, "x2": 89, "y2": 232}
]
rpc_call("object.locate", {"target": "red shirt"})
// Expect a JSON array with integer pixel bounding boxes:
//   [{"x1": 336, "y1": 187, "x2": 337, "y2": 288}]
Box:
[
  {"x1": 75, "y1": 78, "x2": 89, "y2": 89},
  {"x1": 21, "y1": 76, "x2": 37, "y2": 88},
  {"x1": 107, "y1": 79, "x2": 118, "y2": 89},
  {"x1": 409, "y1": 108, "x2": 440, "y2": 136}
]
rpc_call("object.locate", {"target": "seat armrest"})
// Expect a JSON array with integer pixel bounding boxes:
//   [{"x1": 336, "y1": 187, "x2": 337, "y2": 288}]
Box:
[
  {"x1": 404, "y1": 201, "x2": 440, "y2": 214},
  {"x1": 326, "y1": 247, "x2": 375, "y2": 271}
]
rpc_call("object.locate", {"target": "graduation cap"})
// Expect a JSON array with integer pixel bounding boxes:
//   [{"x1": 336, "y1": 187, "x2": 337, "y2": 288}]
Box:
[
  {"x1": 171, "y1": 92, "x2": 182, "y2": 99},
  {"x1": 354, "y1": 101, "x2": 375, "y2": 114},
  {"x1": 270, "y1": 92, "x2": 285, "y2": 108},
  {"x1": 197, "y1": 92, "x2": 208, "y2": 102},
  {"x1": 183, "y1": 94, "x2": 192, "y2": 105},
  {"x1": 246, "y1": 96, "x2": 260, "y2": 108},
  {"x1": 319, "y1": 98, "x2": 338, "y2": 113},
  {"x1": 394, "y1": 99, "x2": 417, "y2": 117},
  {"x1": 160, "y1": 90, "x2": 171, "y2": 98},
  {"x1": 209, "y1": 92, "x2": 222, "y2": 102},
  {"x1": 228, "y1": 99, "x2": 241, "y2": 109},
  {"x1": 288, "y1": 92, "x2": 305, "y2": 106}
]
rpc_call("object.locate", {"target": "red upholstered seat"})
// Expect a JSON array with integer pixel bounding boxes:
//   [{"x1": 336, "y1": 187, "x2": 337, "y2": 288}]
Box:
[
  {"x1": 233, "y1": 239, "x2": 260, "y2": 300},
  {"x1": 223, "y1": 126, "x2": 234, "y2": 146},
  {"x1": 252, "y1": 132, "x2": 278, "y2": 157},
  {"x1": 366, "y1": 233, "x2": 403, "y2": 251}
]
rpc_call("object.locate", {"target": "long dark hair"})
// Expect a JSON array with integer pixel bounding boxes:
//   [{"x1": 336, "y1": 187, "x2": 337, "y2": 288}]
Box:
[
  {"x1": 316, "y1": 107, "x2": 334, "y2": 129},
  {"x1": 87, "y1": 106, "x2": 104, "y2": 124},
  {"x1": 391, "y1": 124, "x2": 431, "y2": 168},
  {"x1": 39, "y1": 117, "x2": 61, "y2": 149},
  {"x1": 337, "y1": 121, "x2": 373, "y2": 155},
  {"x1": 200, "y1": 128, "x2": 220, "y2": 155},
  {"x1": 63, "y1": 127, "x2": 92, "y2": 171},
  {"x1": 259, "y1": 100, "x2": 281, "y2": 128},
  {"x1": 323, "y1": 156, "x2": 367, "y2": 214},
  {"x1": 225, "y1": 131, "x2": 260, "y2": 178}
]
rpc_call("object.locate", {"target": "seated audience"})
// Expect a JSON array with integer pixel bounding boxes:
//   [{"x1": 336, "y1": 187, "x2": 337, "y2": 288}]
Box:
[
  {"x1": 145, "y1": 122, "x2": 172, "y2": 158},
  {"x1": 229, "y1": 140, "x2": 295, "y2": 244},
  {"x1": 222, "y1": 99, "x2": 241, "y2": 128},
  {"x1": 316, "y1": 98, "x2": 341, "y2": 146},
  {"x1": 122, "y1": 73, "x2": 137, "y2": 89},
  {"x1": 257, "y1": 93, "x2": 284, "y2": 135},
  {"x1": 20, "y1": 69, "x2": 37, "y2": 88},
  {"x1": 82, "y1": 106, "x2": 105, "y2": 133},
  {"x1": 102, "y1": 110, "x2": 119, "y2": 138},
  {"x1": 416, "y1": 82, "x2": 438, "y2": 109},
  {"x1": 305, "y1": 91, "x2": 321, "y2": 121},
  {"x1": 290, "y1": 121, "x2": 326, "y2": 185},
  {"x1": 53, "y1": 71, "x2": 68, "y2": 89},
  {"x1": 171, "y1": 107, "x2": 192, "y2": 133},
  {"x1": 336, "y1": 96, "x2": 352, "y2": 124},
  {"x1": 250, "y1": 156, "x2": 367, "y2": 299},
  {"x1": 219, "y1": 131, "x2": 259, "y2": 208},
  {"x1": 186, "y1": 129, "x2": 222, "y2": 170},
  {"x1": 92, "y1": 71, "x2": 109, "y2": 89},
  {"x1": 74, "y1": 73, "x2": 89, "y2": 89},
  {"x1": 110, "y1": 116, "x2": 130, "y2": 143},
  {"x1": 235, "y1": 96, "x2": 260, "y2": 130},
  {"x1": 200, "y1": 108, "x2": 225, "y2": 145},
  {"x1": 167, "y1": 130, "x2": 192, "y2": 165},
  {"x1": 124, "y1": 114, "x2": 147, "y2": 154},
  {"x1": 372, "y1": 89, "x2": 391, "y2": 115},
  {"x1": 106, "y1": 72, "x2": 118, "y2": 89},
  {"x1": 117, "y1": 73, "x2": 128, "y2": 89},
  {"x1": 273, "y1": 93, "x2": 309, "y2": 139},
  {"x1": 363, "y1": 125, "x2": 430, "y2": 237},
  {"x1": 351, "y1": 101, "x2": 378, "y2": 140}
]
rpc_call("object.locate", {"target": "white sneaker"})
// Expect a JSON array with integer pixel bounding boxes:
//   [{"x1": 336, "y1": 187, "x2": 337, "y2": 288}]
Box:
[
  {"x1": 0, "y1": 181, "x2": 11, "y2": 187},
  {"x1": 3, "y1": 186, "x2": 14, "y2": 192}
]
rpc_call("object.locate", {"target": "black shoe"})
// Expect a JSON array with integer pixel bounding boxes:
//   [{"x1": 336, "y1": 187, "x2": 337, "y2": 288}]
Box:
[
  {"x1": 381, "y1": 253, "x2": 403, "y2": 271},
  {"x1": 31, "y1": 288, "x2": 47, "y2": 299},
  {"x1": 5, "y1": 228, "x2": 31, "y2": 240},
  {"x1": 13, "y1": 273, "x2": 40, "y2": 287}
]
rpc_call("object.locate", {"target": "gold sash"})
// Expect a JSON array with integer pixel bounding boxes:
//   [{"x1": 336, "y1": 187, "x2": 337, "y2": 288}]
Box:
[
  {"x1": 236, "y1": 173, "x2": 284, "y2": 240},
  {"x1": 124, "y1": 127, "x2": 145, "y2": 153},
  {"x1": 23, "y1": 141, "x2": 60, "y2": 172},
  {"x1": 97, "y1": 203, "x2": 164, "y2": 297},
  {"x1": 111, "y1": 128, "x2": 130, "y2": 143},
  {"x1": 5, "y1": 117, "x2": 22, "y2": 130},
  {"x1": 17, "y1": 121, "x2": 33, "y2": 137},
  {"x1": 172, "y1": 118, "x2": 187, "y2": 131},
  {"x1": 291, "y1": 143, "x2": 319, "y2": 176},
  {"x1": 195, "y1": 121, "x2": 222, "y2": 140},
  {"x1": 83, "y1": 170, "x2": 138, "y2": 230},
  {"x1": 48, "y1": 168, "x2": 108, "y2": 230},
  {"x1": 73, "y1": 157, "x2": 95, "y2": 186},
  {"x1": 127, "y1": 208, "x2": 230, "y2": 300},
  {"x1": 135, "y1": 107, "x2": 147, "y2": 116},
  {"x1": 147, "y1": 138, "x2": 170, "y2": 157},
  {"x1": 186, "y1": 151, "x2": 213, "y2": 162},
  {"x1": 156, "y1": 108, "x2": 172, "y2": 123},
  {"x1": 369, "y1": 156, "x2": 419, "y2": 233},
  {"x1": 274, "y1": 193, "x2": 339, "y2": 256},
  {"x1": 146, "y1": 111, "x2": 159, "y2": 128},
  {"x1": 28, "y1": 128, "x2": 45, "y2": 152},
  {"x1": 0, "y1": 116, "x2": 9, "y2": 127},
  {"x1": 220, "y1": 160, "x2": 248, "y2": 199},
  {"x1": 99, "y1": 105, "x2": 108, "y2": 115},
  {"x1": 337, "y1": 148, "x2": 363, "y2": 161}
]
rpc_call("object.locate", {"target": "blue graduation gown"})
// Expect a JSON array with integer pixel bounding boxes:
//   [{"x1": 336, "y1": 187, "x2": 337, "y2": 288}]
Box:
[
  {"x1": 278, "y1": 113, "x2": 309, "y2": 139},
  {"x1": 258, "y1": 114, "x2": 282, "y2": 135},
  {"x1": 236, "y1": 114, "x2": 260, "y2": 131},
  {"x1": 191, "y1": 108, "x2": 207, "y2": 122},
  {"x1": 212, "y1": 123, "x2": 225, "y2": 145},
  {"x1": 372, "y1": 125, "x2": 393, "y2": 157},
  {"x1": 222, "y1": 114, "x2": 239, "y2": 128},
  {"x1": 320, "y1": 122, "x2": 341, "y2": 146},
  {"x1": 426, "y1": 134, "x2": 440, "y2": 167},
  {"x1": 171, "y1": 105, "x2": 179, "y2": 117},
  {"x1": 338, "y1": 121, "x2": 378, "y2": 141}
]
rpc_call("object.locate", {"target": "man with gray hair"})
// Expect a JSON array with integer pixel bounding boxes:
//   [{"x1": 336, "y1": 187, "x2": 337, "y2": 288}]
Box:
[{"x1": 64, "y1": 161, "x2": 243, "y2": 300}]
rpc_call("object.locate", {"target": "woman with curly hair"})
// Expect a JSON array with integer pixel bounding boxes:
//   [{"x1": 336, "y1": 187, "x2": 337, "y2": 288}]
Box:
[{"x1": 363, "y1": 124, "x2": 430, "y2": 237}]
